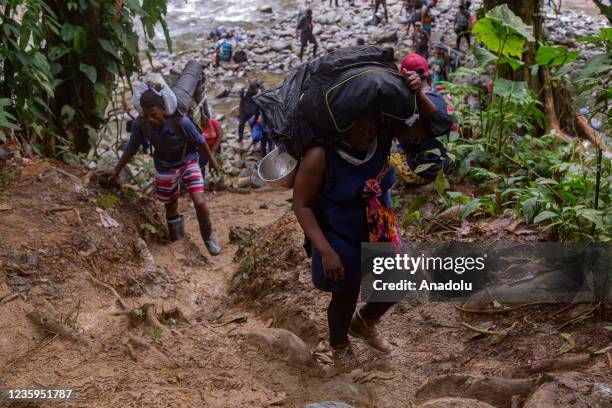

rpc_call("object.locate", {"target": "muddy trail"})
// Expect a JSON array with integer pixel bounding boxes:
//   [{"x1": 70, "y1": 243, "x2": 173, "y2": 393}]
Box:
[{"x1": 1, "y1": 158, "x2": 611, "y2": 408}]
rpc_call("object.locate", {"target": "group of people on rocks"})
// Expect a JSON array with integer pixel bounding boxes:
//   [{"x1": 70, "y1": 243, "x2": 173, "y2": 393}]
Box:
[{"x1": 406, "y1": 0, "x2": 473, "y2": 81}]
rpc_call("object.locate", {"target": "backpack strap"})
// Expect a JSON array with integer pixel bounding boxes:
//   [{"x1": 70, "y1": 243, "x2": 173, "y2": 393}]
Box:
[
  {"x1": 171, "y1": 115, "x2": 189, "y2": 161},
  {"x1": 139, "y1": 117, "x2": 154, "y2": 157}
]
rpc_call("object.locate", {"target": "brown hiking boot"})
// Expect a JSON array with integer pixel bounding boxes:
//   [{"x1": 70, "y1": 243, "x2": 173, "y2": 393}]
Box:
[
  {"x1": 348, "y1": 311, "x2": 392, "y2": 354},
  {"x1": 331, "y1": 342, "x2": 358, "y2": 373}
]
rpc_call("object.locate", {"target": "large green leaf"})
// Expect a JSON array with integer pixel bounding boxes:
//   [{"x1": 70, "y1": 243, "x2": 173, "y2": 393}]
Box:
[
  {"x1": 98, "y1": 38, "x2": 119, "y2": 58},
  {"x1": 79, "y1": 63, "x2": 97, "y2": 83},
  {"x1": 474, "y1": 46, "x2": 498, "y2": 68},
  {"x1": 498, "y1": 56, "x2": 524, "y2": 70},
  {"x1": 472, "y1": 18, "x2": 527, "y2": 59},
  {"x1": 460, "y1": 199, "x2": 482, "y2": 220},
  {"x1": 48, "y1": 44, "x2": 70, "y2": 61},
  {"x1": 522, "y1": 197, "x2": 538, "y2": 224},
  {"x1": 486, "y1": 4, "x2": 535, "y2": 41},
  {"x1": 536, "y1": 45, "x2": 580, "y2": 67},
  {"x1": 61, "y1": 104, "x2": 76, "y2": 123},
  {"x1": 534, "y1": 211, "x2": 559, "y2": 224},
  {"x1": 60, "y1": 23, "x2": 77, "y2": 42},
  {"x1": 577, "y1": 208, "x2": 605, "y2": 230},
  {"x1": 493, "y1": 79, "x2": 531, "y2": 101},
  {"x1": 472, "y1": 5, "x2": 534, "y2": 59},
  {"x1": 73, "y1": 27, "x2": 87, "y2": 55}
]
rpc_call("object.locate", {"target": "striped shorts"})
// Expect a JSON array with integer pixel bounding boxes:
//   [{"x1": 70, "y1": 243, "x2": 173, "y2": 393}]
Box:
[{"x1": 155, "y1": 160, "x2": 204, "y2": 203}]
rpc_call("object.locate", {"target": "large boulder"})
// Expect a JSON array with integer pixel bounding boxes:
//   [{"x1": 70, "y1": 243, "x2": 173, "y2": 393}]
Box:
[
  {"x1": 270, "y1": 40, "x2": 291, "y2": 52},
  {"x1": 374, "y1": 30, "x2": 398, "y2": 43},
  {"x1": 258, "y1": 5, "x2": 272, "y2": 13}
]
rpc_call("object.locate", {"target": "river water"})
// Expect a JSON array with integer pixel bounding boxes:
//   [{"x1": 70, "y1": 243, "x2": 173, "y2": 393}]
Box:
[{"x1": 160, "y1": 0, "x2": 298, "y2": 50}]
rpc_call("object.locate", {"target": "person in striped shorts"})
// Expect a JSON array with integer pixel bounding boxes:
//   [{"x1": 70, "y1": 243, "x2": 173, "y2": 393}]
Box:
[{"x1": 107, "y1": 90, "x2": 222, "y2": 255}]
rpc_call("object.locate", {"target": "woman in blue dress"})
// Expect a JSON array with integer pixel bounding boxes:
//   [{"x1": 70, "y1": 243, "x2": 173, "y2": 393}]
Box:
[{"x1": 292, "y1": 112, "x2": 402, "y2": 372}]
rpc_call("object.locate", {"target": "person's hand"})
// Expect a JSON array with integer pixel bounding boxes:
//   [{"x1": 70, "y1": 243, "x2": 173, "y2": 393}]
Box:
[
  {"x1": 321, "y1": 249, "x2": 345, "y2": 282},
  {"x1": 209, "y1": 157, "x2": 221, "y2": 174},
  {"x1": 98, "y1": 169, "x2": 117, "y2": 181},
  {"x1": 97, "y1": 169, "x2": 120, "y2": 188},
  {"x1": 401, "y1": 69, "x2": 423, "y2": 94}
]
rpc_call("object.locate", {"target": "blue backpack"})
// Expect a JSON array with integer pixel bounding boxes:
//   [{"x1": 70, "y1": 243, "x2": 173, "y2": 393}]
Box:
[{"x1": 218, "y1": 41, "x2": 233, "y2": 61}]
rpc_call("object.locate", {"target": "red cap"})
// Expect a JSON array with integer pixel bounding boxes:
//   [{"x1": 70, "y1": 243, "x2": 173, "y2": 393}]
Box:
[{"x1": 400, "y1": 53, "x2": 429, "y2": 77}]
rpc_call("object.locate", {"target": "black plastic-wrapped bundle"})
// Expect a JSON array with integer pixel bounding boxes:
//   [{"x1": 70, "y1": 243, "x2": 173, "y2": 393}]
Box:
[
  {"x1": 300, "y1": 63, "x2": 415, "y2": 134},
  {"x1": 254, "y1": 46, "x2": 415, "y2": 158},
  {"x1": 253, "y1": 62, "x2": 314, "y2": 158}
]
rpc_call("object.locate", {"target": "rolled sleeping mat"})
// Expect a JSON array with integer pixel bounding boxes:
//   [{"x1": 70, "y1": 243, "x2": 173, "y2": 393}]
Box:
[{"x1": 171, "y1": 60, "x2": 206, "y2": 116}]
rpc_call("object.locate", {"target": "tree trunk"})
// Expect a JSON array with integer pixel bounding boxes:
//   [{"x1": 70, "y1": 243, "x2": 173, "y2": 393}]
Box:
[
  {"x1": 483, "y1": 0, "x2": 547, "y2": 136},
  {"x1": 45, "y1": 1, "x2": 113, "y2": 156},
  {"x1": 482, "y1": 0, "x2": 543, "y2": 90}
]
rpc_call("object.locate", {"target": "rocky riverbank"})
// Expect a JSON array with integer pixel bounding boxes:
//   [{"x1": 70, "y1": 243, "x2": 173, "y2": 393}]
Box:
[{"x1": 104, "y1": 0, "x2": 608, "y2": 190}]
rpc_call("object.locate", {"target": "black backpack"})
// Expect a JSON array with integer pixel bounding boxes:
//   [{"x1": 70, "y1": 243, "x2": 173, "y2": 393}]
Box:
[{"x1": 254, "y1": 46, "x2": 415, "y2": 158}]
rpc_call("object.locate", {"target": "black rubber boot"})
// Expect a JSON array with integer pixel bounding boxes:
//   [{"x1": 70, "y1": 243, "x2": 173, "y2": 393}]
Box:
[
  {"x1": 196, "y1": 212, "x2": 221, "y2": 256},
  {"x1": 167, "y1": 215, "x2": 185, "y2": 241}
]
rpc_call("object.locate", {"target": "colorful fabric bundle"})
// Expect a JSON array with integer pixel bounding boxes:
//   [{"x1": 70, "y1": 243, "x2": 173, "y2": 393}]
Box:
[{"x1": 363, "y1": 161, "x2": 402, "y2": 249}]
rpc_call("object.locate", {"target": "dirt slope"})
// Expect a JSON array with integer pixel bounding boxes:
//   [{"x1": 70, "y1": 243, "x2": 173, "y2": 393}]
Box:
[{"x1": 1, "y1": 159, "x2": 610, "y2": 408}]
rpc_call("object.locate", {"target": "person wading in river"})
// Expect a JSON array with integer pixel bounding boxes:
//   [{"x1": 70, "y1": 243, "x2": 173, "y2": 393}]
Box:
[
  {"x1": 292, "y1": 113, "x2": 401, "y2": 372},
  {"x1": 106, "y1": 90, "x2": 222, "y2": 255}
]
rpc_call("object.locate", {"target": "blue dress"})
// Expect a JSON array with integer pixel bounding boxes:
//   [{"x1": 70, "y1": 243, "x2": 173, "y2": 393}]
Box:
[{"x1": 312, "y1": 141, "x2": 395, "y2": 293}]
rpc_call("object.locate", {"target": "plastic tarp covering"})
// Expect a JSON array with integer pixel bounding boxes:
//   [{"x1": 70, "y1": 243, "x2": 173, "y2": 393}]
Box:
[
  {"x1": 253, "y1": 62, "x2": 313, "y2": 158},
  {"x1": 253, "y1": 46, "x2": 415, "y2": 158},
  {"x1": 133, "y1": 73, "x2": 177, "y2": 116}
]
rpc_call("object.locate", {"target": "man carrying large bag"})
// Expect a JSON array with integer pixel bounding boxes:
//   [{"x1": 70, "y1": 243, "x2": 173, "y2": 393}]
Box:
[{"x1": 104, "y1": 63, "x2": 222, "y2": 256}]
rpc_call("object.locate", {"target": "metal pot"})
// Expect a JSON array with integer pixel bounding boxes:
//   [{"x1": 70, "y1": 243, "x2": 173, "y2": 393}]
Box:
[{"x1": 257, "y1": 148, "x2": 298, "y2": 190}]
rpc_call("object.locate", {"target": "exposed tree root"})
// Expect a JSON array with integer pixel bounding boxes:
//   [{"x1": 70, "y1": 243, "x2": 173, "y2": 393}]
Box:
[
  {"x1": 543, "y1": 69, "x2": 574, "y2": 143},
  {"x1": 528, "y1": 354, "x2": 591, "y2": 374},
  {"x1": 26, "y1": 310, "x2": 87, "y2": 345},
  {"x1": 126, "y1": 334, "x2": 179, "y2": 367},
  {"x1": 143, "y1": 303, "x2": 172, "y2": 338},
  {"x1": 575, "y1": 114, "x2": 610, "y2": 152},
  {"x1": 0, "y1": 292, "x2": 19, "y2": 305},
  {"x1": 556, "y1": 303, "x2": 599, "y2": 331},
  {"x1": 85, "y1": 269, "x2": 128, "y2": 310},
  {"x1": 455, "y1": 302, "x2": 554, "y2": 315},
  {"x1": 160, "y1": 306, "x2": 192, "y2": 325}
]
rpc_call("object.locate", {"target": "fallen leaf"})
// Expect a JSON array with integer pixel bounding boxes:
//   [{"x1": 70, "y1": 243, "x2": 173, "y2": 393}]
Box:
[{"x1": 559, "y1": 332, "x2": 576, "y2": 354}]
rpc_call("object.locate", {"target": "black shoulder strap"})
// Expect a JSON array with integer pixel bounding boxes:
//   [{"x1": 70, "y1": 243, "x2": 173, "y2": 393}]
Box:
[
  {"x1": 139, "y1": 117, "x2": 154, "y2": 156},
  {"x1": 171, "y1": 115, "x2": 189, "y2": 161}
]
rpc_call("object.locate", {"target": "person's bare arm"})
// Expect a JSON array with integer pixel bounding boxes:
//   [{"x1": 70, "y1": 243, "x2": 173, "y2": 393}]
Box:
[
  {"x1": 198, "y1": 142, "x2": 219, "y2": 172},
  {"x1": 292, "y1": 147, "x2": 344, "y2": 281},
  {"x1": 111, "y1": 153, "x2": 132, "y2": 179},
  {"x1": 402, "y1": 69, "x2": 437, "y2": 117},
  {"x1": 212, "y1": 123, "x2": 223, "y2": 153}
]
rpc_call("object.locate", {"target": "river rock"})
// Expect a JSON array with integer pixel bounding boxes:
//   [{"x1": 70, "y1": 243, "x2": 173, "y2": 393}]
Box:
[
  {"x1": 237, "y1": 176, "x2": 252, "y2": 188},
  {"x1": 226, "y1": 166, "x2": 241, "y2": 176},
  {"x1": 215, "y1": 88, "x2": 230, "y2": 98},
  {"x1": 258, "y1": 5, "x2": 272, "y2": 13},
  {"x1": 271, "y1": 40, "x2": 291, "y2": 52},
  {"x1": 230, "y1": 82, "x2": 245, "y2": 96},
  {"x1": 374, "y1": 30, "x2": 397, "y2": 43}
]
